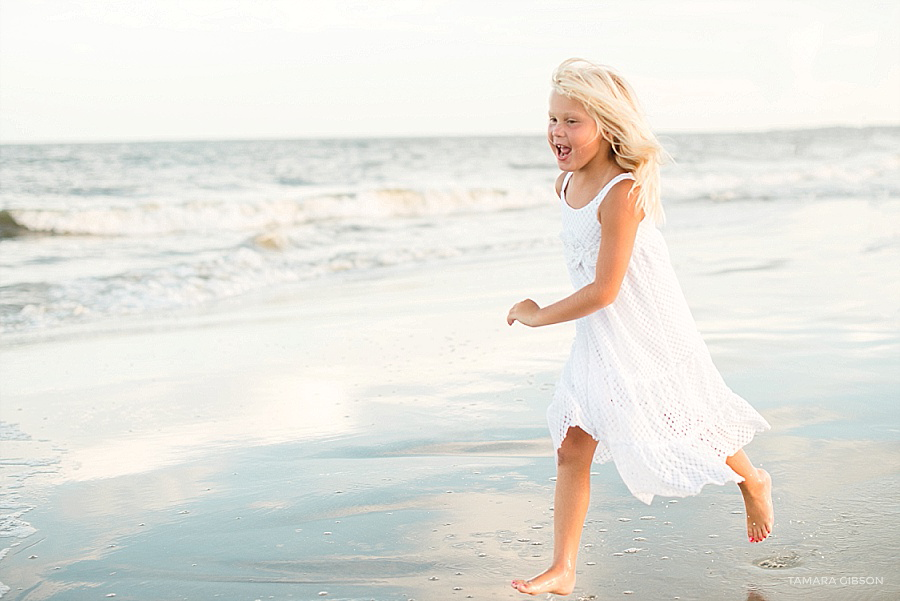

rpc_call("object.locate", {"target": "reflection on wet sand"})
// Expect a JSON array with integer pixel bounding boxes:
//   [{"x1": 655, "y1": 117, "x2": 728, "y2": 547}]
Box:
[
  {"x1": 10, "y1": 410, "x2": 900, "y2": 600},
  {"x1": 59, "y1": 372, "x2": 357, "y2": 482}
]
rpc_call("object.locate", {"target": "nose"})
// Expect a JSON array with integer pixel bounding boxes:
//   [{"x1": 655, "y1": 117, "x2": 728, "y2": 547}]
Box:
[{"x1": 549, "y1": 122, "x2": 563, "y2": 139}]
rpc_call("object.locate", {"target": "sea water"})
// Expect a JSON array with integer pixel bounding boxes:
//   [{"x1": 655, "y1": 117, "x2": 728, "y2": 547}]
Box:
[{"x1": 2, "y1": 127, "x2": 898, "y2": 339}]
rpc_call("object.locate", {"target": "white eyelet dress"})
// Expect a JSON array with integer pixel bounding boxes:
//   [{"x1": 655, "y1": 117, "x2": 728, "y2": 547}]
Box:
[{"x1": 548, "y1": 172, "x2": 770, "y2": 505}]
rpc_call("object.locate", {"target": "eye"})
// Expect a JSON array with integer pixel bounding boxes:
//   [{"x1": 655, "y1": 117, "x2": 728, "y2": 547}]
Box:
[
  {"x1": 567, "y1": 119, "x2": 578, "y2": 125},
  {"x1": 549, "y1": 117, "x2": 558, "y2": 124}
]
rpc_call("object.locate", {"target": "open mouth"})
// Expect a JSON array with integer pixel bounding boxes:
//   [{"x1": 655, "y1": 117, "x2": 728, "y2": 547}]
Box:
[{"x1": 555, "y1": 144, "x2": 572, "y2": 160}]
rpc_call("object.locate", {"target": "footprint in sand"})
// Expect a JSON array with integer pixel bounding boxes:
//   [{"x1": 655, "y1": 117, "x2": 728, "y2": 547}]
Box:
[{"x1": 755, "y1": 552, "x2": 801, "y2": 569}]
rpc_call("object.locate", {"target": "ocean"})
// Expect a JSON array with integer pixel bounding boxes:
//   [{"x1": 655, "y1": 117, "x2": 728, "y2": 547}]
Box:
[{"x1": 2, "y1": 127, "x2": 898, "y2": 340}]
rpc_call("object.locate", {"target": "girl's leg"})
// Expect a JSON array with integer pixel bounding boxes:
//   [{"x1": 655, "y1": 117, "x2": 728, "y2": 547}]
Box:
[
  {"x1": 725, "y1": 449, "x2": 774, "y2": 543},
  {"x1": 512, "y1": 426, "x2": 598, "y2": 595}
]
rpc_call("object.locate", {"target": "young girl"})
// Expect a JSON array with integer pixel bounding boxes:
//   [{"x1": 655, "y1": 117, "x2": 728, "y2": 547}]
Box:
[{"x1": 507, "y1": 58, "x2": 774, "y2": 596}]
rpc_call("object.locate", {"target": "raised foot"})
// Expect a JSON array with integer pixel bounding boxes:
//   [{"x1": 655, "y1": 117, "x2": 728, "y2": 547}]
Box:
[
  {"x1": 511, "y1": 567, "x2": 575, "y2": 596},
  {"x1": 740, "y1": 468, "x2": 774, "y2": 543}
]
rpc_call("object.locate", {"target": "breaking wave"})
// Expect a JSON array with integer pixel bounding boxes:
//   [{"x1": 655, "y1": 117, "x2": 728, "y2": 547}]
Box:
[{"x1": 0, "y1": 186, "x2": 547, "y2": 239}]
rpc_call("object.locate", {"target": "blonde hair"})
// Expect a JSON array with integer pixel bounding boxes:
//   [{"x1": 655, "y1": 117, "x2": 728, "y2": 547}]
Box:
[{"x1": 551, "y1": 58, "x2": 669, "y2": 223}]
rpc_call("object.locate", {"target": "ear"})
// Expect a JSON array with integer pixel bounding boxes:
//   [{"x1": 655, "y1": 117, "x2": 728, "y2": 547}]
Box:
[{"x1": 597, "y1": 126, "x2": 614, "y2": 144}]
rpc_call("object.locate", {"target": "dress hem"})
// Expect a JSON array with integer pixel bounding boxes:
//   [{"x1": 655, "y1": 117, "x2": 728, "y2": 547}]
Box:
[{"x1": 548, "y1": 403, "x2": 769, "y2": 505}]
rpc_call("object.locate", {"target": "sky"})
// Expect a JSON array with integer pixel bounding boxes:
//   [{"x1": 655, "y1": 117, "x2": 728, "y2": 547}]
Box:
[{"x1": 1, "y1": 0, "x2": 898, "y2": 142}]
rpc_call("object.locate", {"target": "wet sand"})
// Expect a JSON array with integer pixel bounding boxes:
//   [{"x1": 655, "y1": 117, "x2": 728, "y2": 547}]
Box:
[{"x1": 2, "y1": 197, "x2": 899, "y2": 600}]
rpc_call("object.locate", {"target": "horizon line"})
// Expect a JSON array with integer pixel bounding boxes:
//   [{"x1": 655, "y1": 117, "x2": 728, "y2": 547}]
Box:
[{"x1": 2, "y1": 122, "x2": 898, "y2": 146}]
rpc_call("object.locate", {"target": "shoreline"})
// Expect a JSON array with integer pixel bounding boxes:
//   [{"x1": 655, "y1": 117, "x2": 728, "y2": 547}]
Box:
[{"x1": 2, "y1": 197, "x2": 899, "y2": 599}]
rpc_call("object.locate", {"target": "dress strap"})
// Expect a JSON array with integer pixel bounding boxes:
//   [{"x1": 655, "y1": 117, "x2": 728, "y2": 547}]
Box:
[
  {"x1": 561, "y1": 172, "x2": 574, "y2": 200},
  {"x1": 594, "y1": 173, "x2": 635, "y2": 205},
  {"x1": 561, "y1": 171, "x2": 635, "y2": 209}
]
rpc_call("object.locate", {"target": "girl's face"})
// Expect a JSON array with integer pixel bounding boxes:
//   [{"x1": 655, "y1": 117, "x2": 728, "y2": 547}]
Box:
[{"x1": 547, "y1": 91, "x2": 604, "y2": 172}]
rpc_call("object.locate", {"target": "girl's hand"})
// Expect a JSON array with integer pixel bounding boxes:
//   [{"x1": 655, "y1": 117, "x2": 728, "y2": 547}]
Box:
[{"x1": 507, "y1": 299, "x2": 542, "y2": 327}]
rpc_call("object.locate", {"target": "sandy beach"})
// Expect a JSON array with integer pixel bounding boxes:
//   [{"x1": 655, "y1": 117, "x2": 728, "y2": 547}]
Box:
[{"x1": 2, "y1": 190, "x2": 899, "y2": 600}]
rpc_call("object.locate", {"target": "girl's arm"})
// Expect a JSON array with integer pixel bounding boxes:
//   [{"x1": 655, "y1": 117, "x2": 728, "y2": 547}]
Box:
[{"x1": 507, "y1": 180, "x2": 642, "y2": 327}]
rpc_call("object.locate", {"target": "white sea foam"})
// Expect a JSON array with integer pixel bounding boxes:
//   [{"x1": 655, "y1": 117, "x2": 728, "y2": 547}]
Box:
[
  {"x1": 2, "y1": 208, "x2": 557, "y2": 334},
  {"x1": 0, "y1": 509, "x2": 36, "y2": 539},
  {"x1": 0, "y1": 423, "x2": 31, "y2": 442}
]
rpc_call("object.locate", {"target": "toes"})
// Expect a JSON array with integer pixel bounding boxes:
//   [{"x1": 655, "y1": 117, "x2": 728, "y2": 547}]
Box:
[{"x1": 748, "y1": 525, "x2": 770, "y2": 543}]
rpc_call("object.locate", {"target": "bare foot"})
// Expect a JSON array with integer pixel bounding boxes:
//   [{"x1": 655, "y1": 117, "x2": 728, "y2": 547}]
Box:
[
  {"x1": 511, "y1": 566, "x2": 575, "y2": 596},
  {"x1": 739, "y1": 468, "x2": 774, "y2": 543}
]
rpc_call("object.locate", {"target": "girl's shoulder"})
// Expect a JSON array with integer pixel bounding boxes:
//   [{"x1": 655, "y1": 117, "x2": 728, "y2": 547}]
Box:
[{"x1": 598, "y1": 175, "x2": 643, "y2": 223}]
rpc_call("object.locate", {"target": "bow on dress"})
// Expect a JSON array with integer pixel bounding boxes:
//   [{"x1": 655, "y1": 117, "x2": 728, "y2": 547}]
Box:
[{"x1": 560, "y1": 229, "x2": 599, "y2": 272}]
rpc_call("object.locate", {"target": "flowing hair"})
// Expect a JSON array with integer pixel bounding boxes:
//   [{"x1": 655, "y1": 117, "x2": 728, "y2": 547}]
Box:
[{"x1": 551, "y1": 58, "x2": 669, "y2": 224}]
